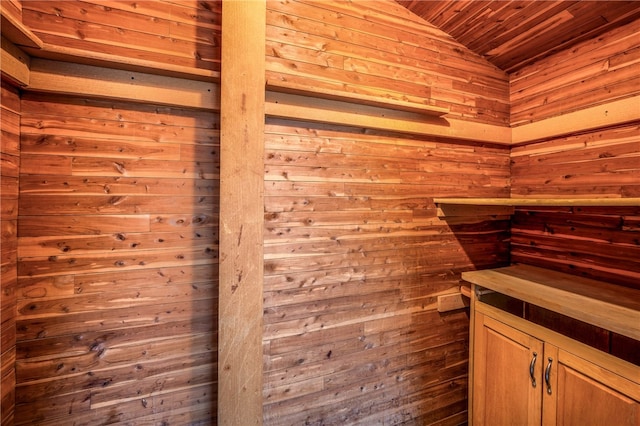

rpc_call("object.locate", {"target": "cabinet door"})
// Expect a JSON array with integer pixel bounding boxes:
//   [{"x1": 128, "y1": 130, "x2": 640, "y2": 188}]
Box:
[
  {"x1": 472, "y1": 312, "x2": 544, "y2": 425},
  {"x1": 550, "y1": 349, "x2": 640, "y2": 426}
]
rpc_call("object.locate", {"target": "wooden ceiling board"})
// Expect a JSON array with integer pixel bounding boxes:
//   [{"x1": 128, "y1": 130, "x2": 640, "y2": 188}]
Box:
[{"x1": 396, "y1": 0, "x2": 640, "y2": 73}]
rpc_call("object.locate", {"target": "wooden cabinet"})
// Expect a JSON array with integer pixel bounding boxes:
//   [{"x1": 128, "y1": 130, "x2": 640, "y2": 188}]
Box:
[
  {"x1": 472, "y1": 313, "x2": 543, "y2": 424},
  {"x1": 553, "y1": 350, "x2": 639, "y2": 426},
  {"x1": 464, "y1": 265, "x2": 640, "y2": 426}
]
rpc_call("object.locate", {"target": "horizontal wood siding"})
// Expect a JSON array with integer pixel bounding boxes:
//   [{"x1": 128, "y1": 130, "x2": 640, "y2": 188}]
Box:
[
  {"x1": 1, "y1": 81, "x2": 20, "y2": 426},
  {"x1": 15, "y1": 93, "x2": 219, "y2": 425},
  {"x1": 263, "y1": 119, "x2": 511, "y2": 424},
  {"x1": 510, "y1": 123, "x2": 640, "y2": 289},
  {"x1": 266, "y1": 0, "x2": 510, "y2": 125},
  {"x1": 21, "y1": 0, "x2": 221, "y2": 77},
  {"x1": 510, "y1": 19, "x2": 640, "y2": 126},
  {"x1": 510, "y1": 20, "x2": 640, "y2": 290}
]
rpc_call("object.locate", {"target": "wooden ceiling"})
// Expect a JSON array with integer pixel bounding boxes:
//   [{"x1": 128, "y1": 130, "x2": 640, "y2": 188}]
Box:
[{"x1": 396, "y1": 1, "x2": 640, "y2": 73}]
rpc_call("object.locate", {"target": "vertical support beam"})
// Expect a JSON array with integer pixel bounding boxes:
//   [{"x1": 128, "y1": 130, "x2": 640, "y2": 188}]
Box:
[{"x1": 218, "y1": 1, "x2": 265, "y2": 425}]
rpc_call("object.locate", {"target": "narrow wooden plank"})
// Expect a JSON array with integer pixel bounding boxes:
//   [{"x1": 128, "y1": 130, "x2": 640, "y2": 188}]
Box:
[
  {"x1": 0, "y1": 79, "x2": 19, "y2": 426},
  {"x1": 16, "y1": 298, "x2": 215, "y2": 341},
  {"x1": 28, "y1": 58, "x2": 220, "y2": 110},
  {"x1": 437, "y1": 292, "x2": 470, "y2": 312},
  {"x1": 512, "y1": 96, "x2": 640, "y2": 143},
  {"x1": 19, "y1": 175, "x2": 218, "y2": 197},
  {"x1": 218, "y1": 2, "x2": 265, "y2": 425},
  {"x1": 17, "y1": 215, "x2": 149, "y2": 237},
  {"x1": 20, "y1": 92, "x2": 220, "y2": 130},
  {"x1": 18, "y1": 194, "x2": 217, "y2": 215}
]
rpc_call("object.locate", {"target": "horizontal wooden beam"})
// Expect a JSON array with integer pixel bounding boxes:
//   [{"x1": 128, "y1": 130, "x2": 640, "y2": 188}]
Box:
[
  {"x1": 27, "y1": 58, "x2": 219, "y2": 110},
  {"x1": 265, "y1": 91, "x2": 512, "y2": 144},
  {"x1": 1, "y1": 36, "x2": 30, "y2": 86},
  {"x1": 512, "y1": 96, "x2": 640, "y2": 144}
]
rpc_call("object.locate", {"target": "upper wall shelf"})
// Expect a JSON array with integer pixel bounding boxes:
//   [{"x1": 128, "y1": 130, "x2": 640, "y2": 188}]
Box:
[{"x1": 434, "y1": 197, "x2": 640, "y2": 217}]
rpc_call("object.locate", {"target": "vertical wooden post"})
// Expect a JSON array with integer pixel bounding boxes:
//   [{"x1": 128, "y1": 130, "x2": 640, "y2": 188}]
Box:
[{"x1": 219, "y1": 1, "x2": 265, "y2": 425}]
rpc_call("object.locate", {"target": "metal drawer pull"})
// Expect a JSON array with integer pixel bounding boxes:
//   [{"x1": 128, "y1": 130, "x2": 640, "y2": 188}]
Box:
[
  {"x1": 545, "y1": 357, "x2": 553, "y2": 395},
  {"x1": 529, "y1": 352, "x2": 537, "y2": 387}
]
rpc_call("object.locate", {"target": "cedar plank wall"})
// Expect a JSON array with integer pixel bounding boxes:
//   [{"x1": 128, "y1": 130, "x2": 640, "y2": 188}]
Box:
[
  {"x1": 13, "y1": 0, "x2": 512, "y2": 425},
  {"x1": 266, "y1": 0, "x2": 509, "y2": 124},
  {"x1": 1, "y1": 81, "x2": 20, "y2": 425},
  {"x1": 510, "y1": 19, "x2": 640, "y2": 289},
  {"x1": 1, "y1": 3, "x2": 22, "y2": 425},
  {"x1": 264, "y1": 1, "x2": 510, "y2": 424},
  {"x1": 16, "y1": 94, "x2": 219, "y2": 425},
  {"x1": 21, "y1": 0, "x2": 221, "y2": 76},
  {"x1": 14, "y1": 1, "x2": 221, "y2": 424}
]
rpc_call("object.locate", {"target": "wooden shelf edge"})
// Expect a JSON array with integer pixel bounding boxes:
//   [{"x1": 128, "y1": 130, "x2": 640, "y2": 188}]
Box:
[
  {"x1": 266, "y1": 81, "x2": 449, "y2": 116},
  {"x1": 462, "y1": 264, "x2": 640, "y2": 341},
  {"x1": 435, "y1": 197, "x2": 640, "y2": 217},
  {"x1": 0, "y1": 6, "x2": 43, "y2": 49},
  {"x1": 266, "y1": 91, "x2": 512, "y2": 144},
  {"x1": 22, "y1": 44, "x2": 219, "y2": 83},
  {"x1": 27, "y1": 58, "x2": 220, "y2": 110}
]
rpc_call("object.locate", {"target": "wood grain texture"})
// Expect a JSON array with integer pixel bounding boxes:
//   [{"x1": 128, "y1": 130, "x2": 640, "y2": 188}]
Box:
[
  {"x1": 15, "y1": 92, "x2": 219, "y2": 425},
  {"x1": 262, "y1": 118, "x2": 511, "y2": 424},
  {"x1": 218, "y1": 1, "x2": 266, "y2": 425},
  {"x1": 400, "y1": 0, "x2": 640, "y2": 73},
  {"x1": 266, "y1": 0, "x2": 510, "y2": 126},
  {"x1": 20, "y1": 0, "x2": 221, "y2": 79},
  {"x1": 510, "y1": 19, "x2": 640, "y2": 126},
  {"x1": 508, "y1": 18, "x2": 640, "y2": 291},
  {"x1": 1, "y1": 80, "x2": 20, "y2": 426}
]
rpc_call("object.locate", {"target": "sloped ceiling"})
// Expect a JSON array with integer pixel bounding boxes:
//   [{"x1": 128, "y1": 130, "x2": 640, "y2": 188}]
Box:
[{"x1": 396, "y1": 0, "x2": 640, "y2": 73}]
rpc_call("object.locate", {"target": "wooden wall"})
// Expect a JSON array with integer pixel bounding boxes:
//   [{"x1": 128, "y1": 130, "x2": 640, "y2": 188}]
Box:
[
  {"x1": 510, "y1": 19, "x2": 640, "y2": 126},
  {"x1": 266, "y1": 0, "x2": 509, "y2": 125},
  {"x1": 9, "y1": 0, "x2": 638, "y2": 424},
  {"x1": 8, "y1": 0, "x2": 513, "y2": 424},
  {"x1": 262, "y1": 120, "x2": 511, "y2": 424},
  {"x1": 510, "y1": 20, "x2": 640, "y2": 290},
  {"x1": 21, "y1": 0, "x2": 221, "y2": 79},
  {"x1": 1, "y1": 80, "x2": 20, "y2": 426},
  {"x1": 14, "y1": 91, "x2": 219, "y2": 424},
  {"x1": 260, "y1": 1, "x2": 513, "y2": 423}
]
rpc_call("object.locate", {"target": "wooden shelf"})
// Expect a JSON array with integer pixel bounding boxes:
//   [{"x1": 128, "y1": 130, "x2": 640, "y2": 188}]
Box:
[
  {"x1": 462, "y1": 264, "x2": 640, "y2": 341},
  {"x1": 267, "y1": 82, "x2": 449, "y2": 117},
  {"x1": 1, "y1": 5, "x2": 43, "y2": 49},
  {"x1": 434, "y1": 197, "x2": 640, "y2": 217}
]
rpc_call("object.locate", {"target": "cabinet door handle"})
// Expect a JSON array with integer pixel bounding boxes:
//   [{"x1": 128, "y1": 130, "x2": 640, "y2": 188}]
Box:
[
  {"x1": 545, "y1": 357, "x2": 553, "y2": 395},
  {"x1": 529, "y1": 352, "x2": 537, "y2": 387}
]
